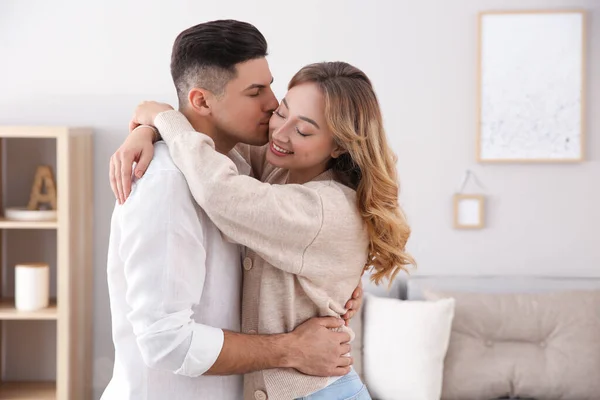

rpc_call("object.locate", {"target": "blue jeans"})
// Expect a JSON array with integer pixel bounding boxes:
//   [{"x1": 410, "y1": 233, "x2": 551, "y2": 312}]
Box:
[{"x1": 296, "y1": 369, "x2": 372, "y2": 400}]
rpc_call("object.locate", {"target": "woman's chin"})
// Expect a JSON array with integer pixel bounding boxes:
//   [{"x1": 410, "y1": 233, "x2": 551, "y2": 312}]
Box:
[{"x1": 266, "y1": 151, "x2": 286, "y2": 167}]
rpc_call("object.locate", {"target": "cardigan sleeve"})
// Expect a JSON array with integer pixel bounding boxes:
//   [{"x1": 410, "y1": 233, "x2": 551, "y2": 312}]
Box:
[{"x1": 155, "y1": 110, "x2": 325, "y2": 275}]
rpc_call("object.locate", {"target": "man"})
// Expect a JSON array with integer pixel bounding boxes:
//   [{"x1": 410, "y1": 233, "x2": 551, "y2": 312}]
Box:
[{"x1": 103, "y1": 20, "x2": 361, "y2": 400}]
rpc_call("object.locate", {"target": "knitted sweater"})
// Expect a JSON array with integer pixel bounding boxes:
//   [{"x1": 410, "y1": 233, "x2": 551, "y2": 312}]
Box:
[{"x1": 155, "y1": 110, "x2": 369, "y2": 400}]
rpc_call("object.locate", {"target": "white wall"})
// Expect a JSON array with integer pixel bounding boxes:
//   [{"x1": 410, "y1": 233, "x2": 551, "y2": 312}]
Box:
[{"x1": 0, "y1": 0, "x2": 598, "y2": 397}]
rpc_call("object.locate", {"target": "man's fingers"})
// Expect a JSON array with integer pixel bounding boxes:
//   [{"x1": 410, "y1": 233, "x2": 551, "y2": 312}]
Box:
[
  {"x1": 345, "y1": 300, "x2": 354, "y2": 310},
  {"x1": 332, "y1": 366, "x2": 351, "y2": 376},
  {"x1": 353, "y1": 286, "x2": 362, "y2": 299},
  {"x1": 316, "y1": 316, "x2": 345, "y2": 329},
  {"x1": 342, "y1": 310, "x2": 355, "y2": 321},
  {"x1": 335, "y1": 331, "x2": 351, "y2": 344},
  {"x1": 335, "y1": 366, "x2": 352, "y2": 376},
  {"x1": 338, "y1": 356, "x2": 353, "y2": 367},
  {"x1": 340, "y1": 344, "x2": 351, "y2": 355}
]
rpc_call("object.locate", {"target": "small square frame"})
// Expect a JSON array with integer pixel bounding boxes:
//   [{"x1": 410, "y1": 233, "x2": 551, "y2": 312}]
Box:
[{"x1": 453, "y1": 194, "x2": 485, "y2": 229}]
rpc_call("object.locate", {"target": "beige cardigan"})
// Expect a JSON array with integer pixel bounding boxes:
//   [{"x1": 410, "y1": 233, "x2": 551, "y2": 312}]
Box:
[{"x1": 155, "y1": 110, "x2": 369, "y2": 400}]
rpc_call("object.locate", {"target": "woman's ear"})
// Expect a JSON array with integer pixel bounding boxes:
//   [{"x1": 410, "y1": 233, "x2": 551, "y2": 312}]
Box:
[
  {"x1": 331, "y1": 145, "x2": 347, "y2": 159},
  {"x1": 188, "y1": 88, "x2": 212, "y2": 116}
]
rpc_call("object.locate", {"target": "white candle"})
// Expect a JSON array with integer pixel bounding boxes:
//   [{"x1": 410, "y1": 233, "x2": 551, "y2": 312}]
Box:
[{"x1": 15, "y1": 263, "x2": 49, "y2": 311}]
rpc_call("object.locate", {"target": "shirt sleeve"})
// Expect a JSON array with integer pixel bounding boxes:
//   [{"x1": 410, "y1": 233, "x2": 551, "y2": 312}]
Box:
[
  {"x1": 118, "y1": 167, "x2": 224, "y2": 376},
  {"x1": 155, "y1": 110, "x2": 325, "y2": 276}
]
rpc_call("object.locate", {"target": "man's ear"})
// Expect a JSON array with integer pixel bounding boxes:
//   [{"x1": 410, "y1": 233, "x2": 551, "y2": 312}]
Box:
[{"x1": 188, "y1": 88, "x2": 212, "y2": 116}]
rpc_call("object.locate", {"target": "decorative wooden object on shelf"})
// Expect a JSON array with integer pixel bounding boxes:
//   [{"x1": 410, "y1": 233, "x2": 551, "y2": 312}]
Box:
[
  {"x1": 27, "y1": 166, "x2": 57, "y2": 211},
  {"x1": 0, "y1": 126, "x2": 93, "y2": 400}
]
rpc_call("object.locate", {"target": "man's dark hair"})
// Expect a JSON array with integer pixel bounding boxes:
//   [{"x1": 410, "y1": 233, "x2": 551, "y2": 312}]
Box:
[{"x1": 171, "y1": 20, "x2": 268, "y2": 105}]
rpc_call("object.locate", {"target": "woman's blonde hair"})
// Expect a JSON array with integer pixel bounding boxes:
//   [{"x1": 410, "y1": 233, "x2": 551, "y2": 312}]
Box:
[{"x1": 289, "y1": 62, "x2": 415, "y2": 285}]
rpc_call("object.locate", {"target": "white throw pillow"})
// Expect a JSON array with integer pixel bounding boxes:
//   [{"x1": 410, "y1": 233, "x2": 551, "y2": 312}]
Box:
[{"x1": 363, "y1": 295, "x2": 455, "y2": 400}]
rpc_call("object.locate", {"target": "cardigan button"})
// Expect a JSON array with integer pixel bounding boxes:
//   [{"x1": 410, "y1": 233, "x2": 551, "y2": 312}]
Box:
[
  {"x1": 243, "y1": 257, "x2": 253, "y2": 271},
  {"x1": 254, "y1": 390, "x2": 267, "y2": 400}
]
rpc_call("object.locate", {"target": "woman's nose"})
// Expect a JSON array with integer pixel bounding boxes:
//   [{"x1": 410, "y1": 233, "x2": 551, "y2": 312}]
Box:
[{"x1": 272, "y1": 122, "x2": 291, "y2": 142}]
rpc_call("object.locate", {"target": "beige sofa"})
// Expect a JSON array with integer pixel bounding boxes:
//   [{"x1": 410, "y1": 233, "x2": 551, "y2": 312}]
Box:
[{"x1": 351, "y1": 275, "x2": 600, "y2": 400}]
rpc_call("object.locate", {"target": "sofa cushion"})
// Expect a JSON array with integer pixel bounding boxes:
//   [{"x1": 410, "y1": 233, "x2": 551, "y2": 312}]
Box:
[
  {"x1": 424, "y1": 289, "x2": 600, "y2": 400},
  {"x1": 353, "y1": 274, "x2": 406, "y2": 382},
  {"x1": 363, "y1": 294, "x2": 455, "y2": 400}
]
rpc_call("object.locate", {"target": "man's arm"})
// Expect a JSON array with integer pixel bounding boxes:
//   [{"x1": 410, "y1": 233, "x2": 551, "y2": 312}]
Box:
[
  {"x1": 119, "y1": 168, "x2": 222, "y2": 376},
  {"x1": 208, "y1": 317, "x2": 353, "y2": 377},
  {"x1": 119, "y1": 165, "x2": 352, "y2": 376}
]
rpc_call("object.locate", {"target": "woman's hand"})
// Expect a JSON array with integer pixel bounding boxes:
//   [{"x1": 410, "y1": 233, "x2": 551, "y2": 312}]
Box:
[
  {"x1": 109, "y1": 126, "x2": 156, "y2": 204},
  {"x1": 128, "y1": 101, "x2": 174, "y2": 131},
  {"x1": 109, "y1": 101, "x2": 175, "y2": 204}
]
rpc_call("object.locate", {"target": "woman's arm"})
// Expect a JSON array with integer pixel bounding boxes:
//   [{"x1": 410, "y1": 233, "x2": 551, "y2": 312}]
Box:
[
  {"x1": 233, "y1": 143, "x2": 270, "y2": 180},
  {"x1": 155, "y1": 110, "x2": 326, "y2": 276}
]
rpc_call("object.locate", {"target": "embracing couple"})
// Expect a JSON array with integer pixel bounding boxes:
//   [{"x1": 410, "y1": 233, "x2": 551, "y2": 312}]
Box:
[{"x1": 102, "y1": 19, "x2": 413, "y2": 400}]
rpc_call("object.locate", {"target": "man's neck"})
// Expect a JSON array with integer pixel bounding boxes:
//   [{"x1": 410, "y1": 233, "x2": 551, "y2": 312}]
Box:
[{"x1": 180, "y1": 109, "x2": 237, "y2": 155}]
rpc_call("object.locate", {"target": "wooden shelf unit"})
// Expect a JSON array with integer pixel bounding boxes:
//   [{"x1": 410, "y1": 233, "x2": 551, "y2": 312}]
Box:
[
  {"x1": 0, "y1": 299, "x2": 58, "y2": 320},
  {"x1": 0, "y1": 381, "x2": 56, "y2": 399},
  {"x1": 0, "y1": 127, "x2": 93, "y2": 400},
  {"x1": 0, "y1": 219, "x2": 58, "y2": 230}
]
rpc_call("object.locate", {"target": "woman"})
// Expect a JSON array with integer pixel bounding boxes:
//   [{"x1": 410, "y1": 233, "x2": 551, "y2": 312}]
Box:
[{"x1": 111, "y1": 62, "x2": 414, "y2": 400}]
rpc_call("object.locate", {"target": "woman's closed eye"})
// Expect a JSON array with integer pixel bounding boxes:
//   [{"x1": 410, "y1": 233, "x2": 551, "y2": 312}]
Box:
[{"x1": 295, "y1": 127, "x2": 309, "y2": 137}]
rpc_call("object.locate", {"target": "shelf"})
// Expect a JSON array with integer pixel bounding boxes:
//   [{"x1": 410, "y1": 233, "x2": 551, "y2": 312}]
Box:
[
  {"x1": 0, "y1": 382, "x2": 55, "y2": 399},
  {"x1": 0, "y1": 127, "x2": 65, "y2": 139},
  {"x1": 0, "y1": 299, "x2": 57, "y2": 320},
  {"x1": 0, "y1": 218, "x2": 58, "y2": 230},
  {"x1": 0, "y1": 126, "x2": 93, "y2": 398}
]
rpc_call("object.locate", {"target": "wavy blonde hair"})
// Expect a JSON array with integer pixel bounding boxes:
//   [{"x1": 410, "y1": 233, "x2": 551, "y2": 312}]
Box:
[{"x1": 289, "y1": 62, "x2": 415, "y2": 285}]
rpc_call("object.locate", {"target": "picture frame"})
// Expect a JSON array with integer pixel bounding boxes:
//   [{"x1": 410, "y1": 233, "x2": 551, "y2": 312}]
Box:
[
  {"x1": 477, "y1": 10, "x2": 586, "y2": 163},
  {"x1": 453, "y1": 194, "x2": 485, "y2": 229}
]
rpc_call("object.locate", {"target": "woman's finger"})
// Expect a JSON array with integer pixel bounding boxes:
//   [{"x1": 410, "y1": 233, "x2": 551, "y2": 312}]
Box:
[
  {"x1": 109, "y1": 155, "x2": 119, "y2": 200},
  {"x1": 114, "y1": 155, "x2": 124, "y2": 204}
]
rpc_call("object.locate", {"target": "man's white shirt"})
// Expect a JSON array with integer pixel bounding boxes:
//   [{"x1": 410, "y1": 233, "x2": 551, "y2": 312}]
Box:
[{"x1": 102, "y1": 142, "x2": 249, "y2": 400}]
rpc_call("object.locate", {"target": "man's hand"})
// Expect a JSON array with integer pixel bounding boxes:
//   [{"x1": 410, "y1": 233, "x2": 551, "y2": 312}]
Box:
[
  {"x1": 283, "y1": 317, "x2": 352, "y2": 377},
  {"x1": 342, "y1": 280, "x2": 363, "y2": 326}
]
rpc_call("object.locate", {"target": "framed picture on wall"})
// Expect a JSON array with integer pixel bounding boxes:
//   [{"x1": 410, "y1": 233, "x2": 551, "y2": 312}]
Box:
[
  {"x1": 453, "y1": 194, "x2": 485, "y2": 229},
  {"x1": 477, "y1": 10, "x2": 586, "y2": 163}
]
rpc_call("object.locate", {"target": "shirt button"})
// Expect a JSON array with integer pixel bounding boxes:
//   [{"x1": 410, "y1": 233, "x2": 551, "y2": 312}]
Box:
[
  {"x1": 243, "y1": 257, "x2": 253, "y2": 271},
  {"x1": 254, "y1": 390, "x2": 267, "y2": 400},
  {"x1": 485, "y1": 340, "x2": 493, "y2": 347}
]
